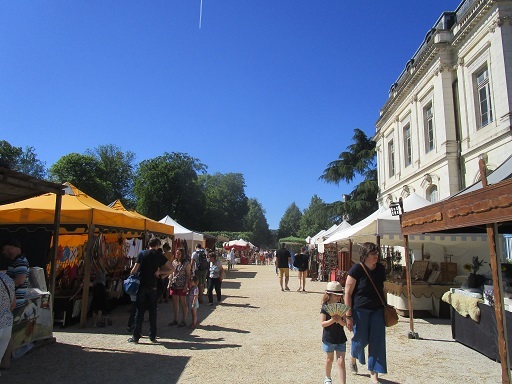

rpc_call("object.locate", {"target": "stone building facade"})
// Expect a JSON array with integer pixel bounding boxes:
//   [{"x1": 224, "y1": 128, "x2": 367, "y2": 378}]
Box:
[{"x1": 375, "y1": 0, "x2": 512, "y2": 207}]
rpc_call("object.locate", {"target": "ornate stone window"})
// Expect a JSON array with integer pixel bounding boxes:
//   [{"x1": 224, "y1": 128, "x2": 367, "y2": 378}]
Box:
[
  {"x1": 403, "y1": 124, "x2": 412, "y2": 167},
  {"x1": 424, "y1": 103, "x2": 434, "y2": 152},
  {"x1": 388, "y1": 139, "x2": 395, "y2": 177},
  {"x1": 426, "y1": 185, "x2": 438, "y2": 203},
  {"x1": 475, "y1": 67, "x2": 493, "y2": 128}
]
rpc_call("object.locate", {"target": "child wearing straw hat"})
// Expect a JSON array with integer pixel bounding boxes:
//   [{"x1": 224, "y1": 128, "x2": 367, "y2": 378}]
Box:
[{"x1": 320, "y1": 281, "x2": 348, "y2": 384}]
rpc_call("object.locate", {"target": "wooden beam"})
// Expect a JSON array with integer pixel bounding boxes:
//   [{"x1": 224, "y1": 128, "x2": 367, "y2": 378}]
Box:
[
  {"x1": 80, "y1": 224, "x2": 95, "y2": 328},
  {"x1": 49, "y1": 191, "x2": 62, "y2": 316},
  {"x1": 487, "y1": 223, "x2": 511, "y2": 383}
]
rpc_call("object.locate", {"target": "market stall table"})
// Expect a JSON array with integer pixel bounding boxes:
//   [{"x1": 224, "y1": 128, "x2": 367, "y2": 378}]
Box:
[
  {"x1": 384, "y1": 281, "x2": 455, "y2": 317},
  {"x1": 451, "y1": 301, "x2": 512, "y2": 362}
]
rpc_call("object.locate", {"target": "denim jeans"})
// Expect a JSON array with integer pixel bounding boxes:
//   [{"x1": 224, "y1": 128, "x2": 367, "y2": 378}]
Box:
[
  {"x1": 133, "y1": 286, "x2": 158, "y2": 340},
  {"x1": 207, "y1": 278, "x2": 222, "y2": 303}
]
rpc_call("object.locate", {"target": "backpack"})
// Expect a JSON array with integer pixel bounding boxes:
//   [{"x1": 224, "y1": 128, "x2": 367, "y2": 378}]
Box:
[{"x1": 196, "y1": 250, "x2": 209, "y2": 271}]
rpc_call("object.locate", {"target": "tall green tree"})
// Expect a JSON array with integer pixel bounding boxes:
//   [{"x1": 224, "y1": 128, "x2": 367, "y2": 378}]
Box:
[
  {"x1": 133, "y1": 152, "x2": 207, "y2": 226},
  {"x1": 199, "y1": 173, "x2": 249, "y2": 231},
  {"x1": 321, "y1": 128, "x2": 378, "y2": 223},
  {"x1": 49, "y1": 153, "x2": 108, "y2": 201},
  {"x1": 244, "y1": 198, "x2": 271, "y2": 247},
  {"x1": 0, "y1": 140, "x2": 47, "y2": 178},
  {"x1": 277, "y1": 202, "x2": 302, "y2": 239},
  {"x1": 86, "y1": 144, "x2": 136, "y2": 207},
  {"x1": 298, "y1": 195, "x2": 333, "y2": 239}
]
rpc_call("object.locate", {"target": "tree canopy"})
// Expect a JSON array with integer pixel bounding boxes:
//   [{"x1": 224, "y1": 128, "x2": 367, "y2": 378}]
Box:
[
  {"x1": 199, "y1": 173, "x2": 249, "y2": 231},
  {"x1": 320, "y1": 128, "x2": 378, "y2": 224},
  {"x1": 86, "y1": 144, "x2": 136, "y2": 207},
  {"x1": 298, "y1": 195, "x2": 333, "y2": 239},
  {"x1": 134, "y1": 152, "x2": 207, "y2": 226},
  {"x1": 277, "y1": 202, "x2": 302, "y2": 239},
  {"x1": 0, "y1": 140, "x2": 47, "y2": 179},
  {"x1": 49, "y1": 153, "x2": 108, "y2": 202},
  {"x1": 245, "y1": 198, "x2": 272, "y2": 247}
]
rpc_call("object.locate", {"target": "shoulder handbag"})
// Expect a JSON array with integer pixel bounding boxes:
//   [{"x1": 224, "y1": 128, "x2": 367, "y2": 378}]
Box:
[
  {"x1": 360, "y1": 263, "x2": 399, "y2": 327},
  {"x1": 123, "y1": 273, "x2": 140, "y2": 295}
]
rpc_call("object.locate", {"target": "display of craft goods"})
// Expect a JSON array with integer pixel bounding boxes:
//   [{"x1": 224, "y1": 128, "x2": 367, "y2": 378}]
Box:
[{"x1": 324, "y1": 302, "x2": 350, "y2": 317}]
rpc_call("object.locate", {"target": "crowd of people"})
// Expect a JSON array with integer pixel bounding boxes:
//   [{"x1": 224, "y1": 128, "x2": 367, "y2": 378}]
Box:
[
  {"x1": 1, "y1": 237, "x2": 389, "y2": 384},
  {"x1": 126, "y1": 240, "x2": 226, "y2": 343}
]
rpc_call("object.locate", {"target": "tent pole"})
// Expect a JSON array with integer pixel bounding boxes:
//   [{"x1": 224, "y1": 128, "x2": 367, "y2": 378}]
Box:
[
  {"x1": 398, "y1": 197, "x2": 418, "y2": 339},
  {"x1": 49, "y1": 190, "x2": 62, "y2": 315},
  {"x1": 487, "y1": 222, "x2": 511, "y2": 383},
  {"x1": 403, "y1": 233, "x2": 418, "y2": 338},
  {"x1": 477, "y1": 157, "x2": 510, "y2": 382},
  {"x1": 80, "y1": 224, "x2": 95, "y2": 328},
  {"x1": 349, "y1": 240, "x2": 353, "y2": 268}
]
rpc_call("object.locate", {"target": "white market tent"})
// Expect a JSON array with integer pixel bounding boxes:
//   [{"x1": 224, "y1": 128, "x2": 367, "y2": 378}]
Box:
[
  {"x1": 159, "y1": 215, "x2": 204, "y2": 255},
  {"x1": 322, "y1": 193, "x2": 489, "y2": 268},
  {"x1": 309, "y1": 229, "x2": 326, "y2": 245},
  {"x1": 324, "y1": 193, "x2": 433, "y2": 245},
  {"x1": 159, "y1": 215, "x2": 203, "y2": 242},
  {"x1": 223, "y1": 238, "x2": 255, "y2": 250},
  {"x1": 309, "y1": 221, "x2": 352, "y2": 246}
]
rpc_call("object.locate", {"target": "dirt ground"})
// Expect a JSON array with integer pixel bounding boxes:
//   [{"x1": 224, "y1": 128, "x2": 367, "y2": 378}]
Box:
[{"x1": 3, "y1": 263, "x2": 504, "y2": 384}]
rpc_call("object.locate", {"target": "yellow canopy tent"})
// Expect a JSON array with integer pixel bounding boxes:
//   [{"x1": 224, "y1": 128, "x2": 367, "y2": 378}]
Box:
[
  {"x1": 108, "y1": 199, "x2": 174, "y2": 237},
  {"x1": 0, "y1": 183, "x2": 146, "y2": 233},
  {"x1": 0, "y1": 183, "x2": 173, "y2": 327}
]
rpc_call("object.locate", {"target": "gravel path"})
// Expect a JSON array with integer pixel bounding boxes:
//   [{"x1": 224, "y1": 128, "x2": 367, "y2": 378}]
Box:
[{"x1": 4, "y1": 264, "x2": 503, "y2": 383}]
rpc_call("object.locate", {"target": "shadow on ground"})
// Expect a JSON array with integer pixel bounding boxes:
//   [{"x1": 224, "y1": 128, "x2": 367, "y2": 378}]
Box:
[
  {"x1": 221, "y1": 281, "x2": 241, "y2": 289},
  {"x1": 5, "y1": 341, "x2": 189, "y2": 384},
  {"x1": 228, "y1": 271, "x2": 257, "y2": 279}
]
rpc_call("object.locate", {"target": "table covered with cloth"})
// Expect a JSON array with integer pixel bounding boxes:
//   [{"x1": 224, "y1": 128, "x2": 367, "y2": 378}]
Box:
[{"x1": 384, "y1": 281, "x2": 455, "y2": 317}]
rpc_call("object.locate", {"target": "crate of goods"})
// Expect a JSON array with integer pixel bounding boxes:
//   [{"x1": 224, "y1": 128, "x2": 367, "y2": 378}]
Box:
[{"x1": 440, "y1": 262, "x2": 457, "y2": 282}]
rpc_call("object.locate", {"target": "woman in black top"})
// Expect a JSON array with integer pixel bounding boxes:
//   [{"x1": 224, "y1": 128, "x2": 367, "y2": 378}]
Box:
[{"x1": 344, "y1": 242, "x2": 387, "y2": 384}]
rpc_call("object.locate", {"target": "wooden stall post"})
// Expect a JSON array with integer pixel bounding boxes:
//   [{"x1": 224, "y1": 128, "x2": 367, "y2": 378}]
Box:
[
  {"x1": 398, "y1": 197, "x2": 418, "y2": 339},
  {"x1": 403, "y1": 233, "x2": 418, "y2": 338},
  {"x1": 80, "y1": 224, "x2": 95, "y2": 328},
  {"x1": 49, "y1": 191, "x2": 62, "y2": 313},
  {"x1": 487, "y1": 223, "x2": 511, "y2": 383},
  {"x1": 478, "y1": 159, "x2": 511, "y2": 383}
]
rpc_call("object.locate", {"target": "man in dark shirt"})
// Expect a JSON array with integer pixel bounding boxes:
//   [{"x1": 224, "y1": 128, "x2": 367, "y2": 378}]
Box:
[
  {"x1": 128, "y1": 237, "x2": 174, "y2": 343},
  {"x1": 276, "y1": 243, "x2": 292, "y2": 291}
]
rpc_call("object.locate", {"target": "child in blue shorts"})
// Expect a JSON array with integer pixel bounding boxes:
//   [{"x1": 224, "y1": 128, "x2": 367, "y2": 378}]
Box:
[
  {"x1": 187, "y1": 276, "x2": 200, "y2": 329},
  {"x1": 321, "y1": 281, "x2": 348, "y2": 384}
]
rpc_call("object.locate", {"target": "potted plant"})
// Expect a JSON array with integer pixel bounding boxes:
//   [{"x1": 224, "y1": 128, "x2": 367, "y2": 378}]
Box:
[{"x1": 464, "y1": 256, "x2": 485, "y2": 288}]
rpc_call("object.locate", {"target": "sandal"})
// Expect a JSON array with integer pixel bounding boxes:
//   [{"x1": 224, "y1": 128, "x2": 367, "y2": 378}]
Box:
[
  {"x1": 350, "y1": 362, "x2": 358, "y2": 374},
  {"x1": 167, "y1": 320, "x2": 178, "y2": 326},
  {"x1": 178, "y1": 321, "x2": 187, "y2": 327}
]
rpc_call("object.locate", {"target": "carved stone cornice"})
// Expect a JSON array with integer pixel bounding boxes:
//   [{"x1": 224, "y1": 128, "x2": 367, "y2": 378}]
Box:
[
  {"x1": 453, "y1": 0, "x2": 493, "y2": 46},
  {"x1": 434, "y1": 64, "x2": 447, "y2": 76},
  {"x1": 489, "y1": 15, "x2": 512, "y2": 32}
]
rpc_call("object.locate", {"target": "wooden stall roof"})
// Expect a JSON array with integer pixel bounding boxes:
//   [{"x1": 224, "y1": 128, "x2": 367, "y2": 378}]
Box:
[
  {"x1": 402, "y1": 166, "x2": 512, "y2": 235},
  {"x1": 401, "y1": 170, "x2": 512, "y2": 235},
  {"x1": 0, "y1": 167, "x2": 63, "y2": 204}
]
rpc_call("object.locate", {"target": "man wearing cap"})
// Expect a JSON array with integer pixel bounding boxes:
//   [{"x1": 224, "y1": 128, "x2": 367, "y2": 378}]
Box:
[{"x1": 1, "y1": 238, "x2": 29, "y2": 369}]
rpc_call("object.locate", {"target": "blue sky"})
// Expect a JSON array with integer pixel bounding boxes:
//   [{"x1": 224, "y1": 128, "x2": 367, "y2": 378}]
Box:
[{"x1": 0, "y1": 1, "x2": 461, "y2": 230}]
